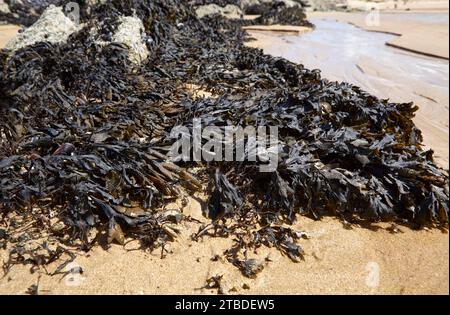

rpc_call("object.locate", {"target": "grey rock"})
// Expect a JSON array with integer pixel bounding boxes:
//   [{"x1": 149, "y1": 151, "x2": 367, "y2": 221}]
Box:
[
  {"x1": 112, "y1": 16, "x2": 149, "y2": 65},
  {"x1": 0, "y1": 0, "x2": 11, "y2": 14},
  {"x1": 5, "y1": 5, "x2": 82, "y2": 52},
  {"x1": 195, "y1": 4, "x2": 243, "y2": 19}
]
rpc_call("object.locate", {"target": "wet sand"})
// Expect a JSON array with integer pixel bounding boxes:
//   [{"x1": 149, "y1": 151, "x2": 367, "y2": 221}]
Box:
[
  {"x1": 247, "y1": 15, "x2": 449, "y2": 169},
  {"x1": 345, "y1": 0, "x2": 449, "y2": 13},
  {"x1": 309, "y1": 11, "x2": 449, "y2": 60},
  {"x1": 0, "y1": 11, "x2": 449, "y2": 295}
]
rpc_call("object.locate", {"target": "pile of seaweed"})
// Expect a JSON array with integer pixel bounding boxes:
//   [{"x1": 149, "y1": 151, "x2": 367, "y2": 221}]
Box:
[
  {"x1": 0, "y1": 0, "x2": 448, "y2": 278},
  {"x1": 1, "y1": 0, "x2": 312, "y2": 28}
]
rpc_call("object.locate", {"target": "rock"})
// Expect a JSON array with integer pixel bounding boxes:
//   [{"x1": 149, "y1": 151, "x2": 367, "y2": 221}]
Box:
[
  {"x1": 240, "y1": 0, "x2": 262, "y2": 9},
  {"x1": 277, "y1": 0, "x2": 303, "y2": 8},
  {"x1": 86, "y1": 0, "x2": 107, "y2": 6},
  {"x1": 112, "y1": 15, "x2": 149, "y2": 65},
  {"x1": 241, "y1": 0, "x2": 303, "y2": 11},
  {"x1": 0, "y1": 0, "x2": 11, "y2": 14},
  {"x1": 305, "y1": 0, "x2": 348, "y2": 12},
  {"x1": 5, "y1": 5, "x2": 82, "y2": 52},
  {"x1": 240, "y1": 0, "x2": 268, "y2": 14},
  {"x1": 195, "y1": 4, "x2": 243, "y2": 19}
]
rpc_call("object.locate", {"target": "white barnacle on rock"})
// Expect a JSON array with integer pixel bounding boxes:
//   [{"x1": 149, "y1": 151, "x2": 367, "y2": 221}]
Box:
[
  {"x1": 5, "y1": 5, "x2": 82, "y2": 52},
  {"x1": 112, "y1": 15, "x2": 149, "y2": 65}
]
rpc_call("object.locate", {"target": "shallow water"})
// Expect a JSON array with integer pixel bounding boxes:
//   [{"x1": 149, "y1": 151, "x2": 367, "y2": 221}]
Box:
[{"x1": 262, "y1": 18, "x2": 449, "y2": 92}]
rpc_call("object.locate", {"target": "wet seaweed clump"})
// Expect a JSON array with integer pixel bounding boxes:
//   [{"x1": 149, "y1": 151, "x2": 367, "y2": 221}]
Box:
[{"x1": 0, "y1": 0, "x2": 448, "y2": 278}]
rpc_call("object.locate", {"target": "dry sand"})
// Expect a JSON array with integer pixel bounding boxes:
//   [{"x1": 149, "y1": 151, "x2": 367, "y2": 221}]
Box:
[
  {"x1": 0, "y1": 9, "x2": 449, "y2": 295},
  {"x1": 1, "y1": 206, "x2": 448, "y2": 295},
  {"x1": 0, "y1": 24, "x2": 20, "y2": 48}
]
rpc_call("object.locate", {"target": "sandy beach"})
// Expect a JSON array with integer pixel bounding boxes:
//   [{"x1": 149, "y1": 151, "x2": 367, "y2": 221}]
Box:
[
  {"x1": 0, "y1": 3, "x2": 449, "y2": 296},
  {"x1": 1, "y1": 211, "x2": 448, "y2": 295},
  {"x1": 0, "y1": 24, "x2": 20, "y2": 48}
]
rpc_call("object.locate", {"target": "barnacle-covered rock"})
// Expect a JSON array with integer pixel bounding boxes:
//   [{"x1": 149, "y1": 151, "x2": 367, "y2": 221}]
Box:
[
  {"x1": 5, "y1": 5, "x2": 82, "y2": 52},
  {"x1": 195, "y1": 4, "x2": 243, "y2": 19},
  {"x1": 0, "y1": 0, "x2": 10, "y2": 14},
  {"x1": 112, "y1": 15, "x2": 149, "y2": 65}
]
